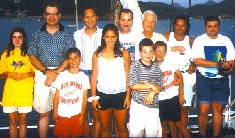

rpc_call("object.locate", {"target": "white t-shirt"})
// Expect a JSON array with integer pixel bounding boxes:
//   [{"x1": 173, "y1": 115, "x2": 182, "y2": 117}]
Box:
[
  {"x1": 159, "y1": 56, "x2": 180, "y2": 100},
  {"x1": 140, "y1": 32, "x2": 167, "y2": 44},
  {"x1": 53, "y1": 70, "x2": 90, "y2": 118},
  {"x1": 167, "y1": 32, "x2": 195, "y2": 85},
  {"x1": 74, "y1": 27, "x2": 102, "y2": 70},
  {"x1": 119, "y1": 30, "x2": 141, "y2": 62},
  {"x1": 192, "y1": 33, "x2": 235, "y2": 78}
]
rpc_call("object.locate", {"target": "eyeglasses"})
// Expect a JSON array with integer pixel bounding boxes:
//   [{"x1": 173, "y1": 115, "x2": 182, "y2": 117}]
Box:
[
  {"x1": 45, "y1": 12, "x2": 60, "y2": 16},
  {"x1": 155, "y1": 49, "x2": 166, "y2": 54}
]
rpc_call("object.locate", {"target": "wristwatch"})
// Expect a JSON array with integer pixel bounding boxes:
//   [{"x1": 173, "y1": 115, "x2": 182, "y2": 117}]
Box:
[{"x1": 42, "y1": 68, "x2": 49, "y2": 75}]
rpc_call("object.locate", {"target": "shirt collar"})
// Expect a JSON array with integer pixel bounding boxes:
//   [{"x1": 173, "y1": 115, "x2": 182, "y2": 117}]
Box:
[{"x1": 40, "y1": 23, "x2": 65, "y2": 32}]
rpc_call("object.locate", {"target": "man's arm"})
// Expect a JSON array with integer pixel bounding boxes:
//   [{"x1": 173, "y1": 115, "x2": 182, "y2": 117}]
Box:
[
  {"x1": 193, "y1": 58, "x2": 217, "y2": 68},
  {"x1": 29, "y1": 54, "x2": 58, "y2": 85},
  {"x1": 28, "y1": 54, "x2": 47, "y2": 72}
]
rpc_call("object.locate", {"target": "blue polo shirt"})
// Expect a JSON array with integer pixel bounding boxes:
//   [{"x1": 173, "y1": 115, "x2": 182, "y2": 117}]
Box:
[{"x1": 28, "y1": 23, "x2": 75, "y2": 67}]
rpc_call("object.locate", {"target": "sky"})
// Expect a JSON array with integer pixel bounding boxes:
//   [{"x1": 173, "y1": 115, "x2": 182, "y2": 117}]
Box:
[{"x1": 138, "y1": 0, "x2": 223, "y2": 7}]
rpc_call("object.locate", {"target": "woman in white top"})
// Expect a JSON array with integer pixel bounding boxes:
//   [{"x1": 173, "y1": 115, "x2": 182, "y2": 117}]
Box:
[{"x1": 91, "y1": 24, "x2": 130, "y2": 137}]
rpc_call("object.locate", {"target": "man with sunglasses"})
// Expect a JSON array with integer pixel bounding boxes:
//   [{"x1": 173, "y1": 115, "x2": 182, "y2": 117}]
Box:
[{"x1": 28, "y1": 1, "x2": 75, "y2": 138}]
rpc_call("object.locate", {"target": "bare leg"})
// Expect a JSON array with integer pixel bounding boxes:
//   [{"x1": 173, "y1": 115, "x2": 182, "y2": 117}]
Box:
[
  {"x1": 212, "y1": 102, "x2": 223, "y2": 136},
  {"x1": 92, "y1": 110, "x2": 101, "y2": 137},
  {"x1": 161, "y1": 121, "x2": 168, "y2": 138},
  {"x1": 38, "y1": 112, "x2": 49, "y2": 138},
  {"x1": 19, "y1": 113, "x2": 27, "y2": 138},
  {"x1": 113, "y1": 108, "x2": 128, "y2": 137},
  {"x1": 198, "y1": 104, "x2": 210, "y2": 136},
  {"x1": 175, "y1": 121, "x2": 191, "y2": 138},
  {"x1": 9, "y1": 112, "x2": 18, "y2": 138},
  {"x1": 168, "y1": 121, "x2": 177, "y2": 138},
  {"x1": 84, "y1": 112, "x2": 90, "y2": 138},
  {"x1": 178, "y1": 106, "x2": 190, "y2": 138},
  {"x1": 98, "y1": 108, "x2": 112, "y2": 137}
]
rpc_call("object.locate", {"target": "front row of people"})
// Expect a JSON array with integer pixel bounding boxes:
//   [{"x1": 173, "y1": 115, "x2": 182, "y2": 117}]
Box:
[{"x1": 0, "y1": 15, "x2": 234, "y2": 138}]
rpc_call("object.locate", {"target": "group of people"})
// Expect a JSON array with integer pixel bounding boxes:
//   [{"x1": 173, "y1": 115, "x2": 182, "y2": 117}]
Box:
[{"x1": 0, "y1": 1, "x2": 235, "y2": 138}]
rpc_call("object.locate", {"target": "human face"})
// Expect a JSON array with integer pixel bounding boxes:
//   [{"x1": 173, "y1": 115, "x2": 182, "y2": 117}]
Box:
[
  {"x1": 142, "y1": 13, "x2": 156, "y2": 33},
  {"x1": 83, "y1": 9, "x2": 97, "y2": 29},
  {"x1": 119, "y1": 12, "x2": 133, "y2": 34},
  {"x1": 12, "y1": 32, "x2": 24, "y2": 49},
  {"x1": 174, "y1": 19, "x2": 187, "y2": 36},
  {"x1": 44, "y1": 6, "x2": 61, "y2": 26},
  {"x1": 67, "y1": 52, "x2": 81, "y2": 69},
  {"x1": 103, "y1": 30, "x2": 118, "y2": 47},
  {"x1": 155, "y1": 46, "x2": 167, "y2": 63},
  {"x1": 205, "y1": 20, "x2": 219, "y2": 39},
  {"x1": 140, "y1": 46, "x2": 154, "y2": 65}
]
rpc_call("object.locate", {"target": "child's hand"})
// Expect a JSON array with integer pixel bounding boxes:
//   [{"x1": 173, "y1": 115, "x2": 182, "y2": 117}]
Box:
[
  {"x1": 172, "y1": 75, "x2": 180, "y2": 86},
  {"x1": 44, "y1": 78, "x2": 53, "y2": 86},
  {"x1": 187, "y1": 64, "x2": 195, "y2": 74},
  {"x1": 151, "y1": 84, "x2": 161, "y2": 93},
  {"x1": 53, "y1": 111, "x2": 59, "y2": 122},
  {"x1": 179, "y1": 94, "x2": 185, "y2": 105},
  {"x1": 92, "y1": 99, "x2": 100, "y2": 111},
  {"x1": 16, "y1": 73, "x2": 29, "y2": 80},
  {"x1": 144, "y1": 91, "x2": 155, "y2": 105},
  {"x1": 123, "y1": 96, "x2": 131, "y2": 109},
  {"x1": 77, "y1": 116, "x2": 84, "y2": 127}
]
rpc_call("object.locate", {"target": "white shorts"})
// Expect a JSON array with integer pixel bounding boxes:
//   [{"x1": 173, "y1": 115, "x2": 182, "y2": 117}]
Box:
[
  {"x1": 182, "y1": 72, "x2": 196, "y2": 107},
  {"x1": 183, "y1": 84, "x2": 194, "y2": 106},
  {"x1": 33, "y1": 69, "x2": 55, "y2": 113},
  {"x1": 3, "y1": 106, "x2": 32, "y2": 113},
  {"x1": 129, "y1": 100, "x2": 162, "y2": 137}
]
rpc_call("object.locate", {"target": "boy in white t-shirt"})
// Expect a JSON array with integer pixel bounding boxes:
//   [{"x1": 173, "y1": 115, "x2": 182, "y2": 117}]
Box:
[
  {"x1": 155, "y1": 41, "x2": 191, "y2": 138},
  {"x1": 52, "y1": 48, "x2": 90, "y2": 137}
]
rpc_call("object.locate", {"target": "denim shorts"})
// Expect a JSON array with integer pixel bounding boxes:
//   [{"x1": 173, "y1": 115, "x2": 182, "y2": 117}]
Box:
[{"x1": 196, "y1": 71, "x2": 229, "y2": 104}]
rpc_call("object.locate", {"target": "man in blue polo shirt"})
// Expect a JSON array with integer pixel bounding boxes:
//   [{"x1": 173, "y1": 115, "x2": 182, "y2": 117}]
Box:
[{"x1": 28, "y1": 1, "x2": 75, "y2": 138}]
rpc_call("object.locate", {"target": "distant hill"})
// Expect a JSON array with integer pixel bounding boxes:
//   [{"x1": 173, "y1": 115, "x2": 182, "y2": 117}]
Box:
[
  {"x1": 138, "y1": 0, "x2": 235, "y2": 19},
  {"x1": 0, "y1": 0, "x2": 234, "y2": 20}
]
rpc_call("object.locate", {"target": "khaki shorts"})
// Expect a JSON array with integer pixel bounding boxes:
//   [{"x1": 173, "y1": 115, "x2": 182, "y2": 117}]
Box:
[{"x1": 33, "y1": 69, "x2": 55, "y2": 113}]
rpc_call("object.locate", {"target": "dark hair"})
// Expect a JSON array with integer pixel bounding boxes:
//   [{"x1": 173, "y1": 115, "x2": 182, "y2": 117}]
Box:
[
  {"x1": 173, "y1": 14, "x2": 190, "y2": 33},
  {"x1": 139, "y1": 38, "x2": 154, "y2": 51},
  {"x1": 66, "y1": 48, "x2": 81, "y2": 59},
  {"x1": 83, "y1": 6, "x2": 97, "y2": 18},
  {"x1": 119, "y1": 8, "x2": 133, "y2": 19},
  {"x1": 96, "y1": 24, "x2": 122, "y2": 57},
  {"x1": 5, "y1": 27, "x2": 28, "y2": 58},
  {"x1": 204, "y1": 15, "x2": 220, "y2": 26},
  {"x1": 155, "y1": 41, "x2": 167, "y2": 51},
  {"x1": 43, "y1": 1, "x2": 61, "y2": 14}
]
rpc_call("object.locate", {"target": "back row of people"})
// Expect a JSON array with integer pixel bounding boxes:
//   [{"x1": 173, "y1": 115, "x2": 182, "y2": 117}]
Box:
[{"x1": 0, "y1": 1, "x2": 234, "y2": 138}]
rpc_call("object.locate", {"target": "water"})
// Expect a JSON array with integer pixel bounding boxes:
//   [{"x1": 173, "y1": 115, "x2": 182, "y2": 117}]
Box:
[{"x1": 0, "y1": 18, "x2": 235, "y2": 128}]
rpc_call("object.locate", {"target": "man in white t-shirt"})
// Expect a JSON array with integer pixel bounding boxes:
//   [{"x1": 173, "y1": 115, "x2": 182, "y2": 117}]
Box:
[
  {"x1": 118, "y1": 8, "x2": 141, "y2": 62},
  {"x1": 192, "y1": 15, "x2": 235, "y2": 137},
  {"x1": 163, "y1": 14, "x2": 195, "y2": 137},
  {"x1": 73, "y1": 6, "x2": 102, "y2": 137}
]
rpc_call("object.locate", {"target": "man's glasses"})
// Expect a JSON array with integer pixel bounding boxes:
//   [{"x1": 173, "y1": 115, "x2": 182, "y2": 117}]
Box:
[{"x1": 44, "y1": 12, "x2": 60, "y2": 16}]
